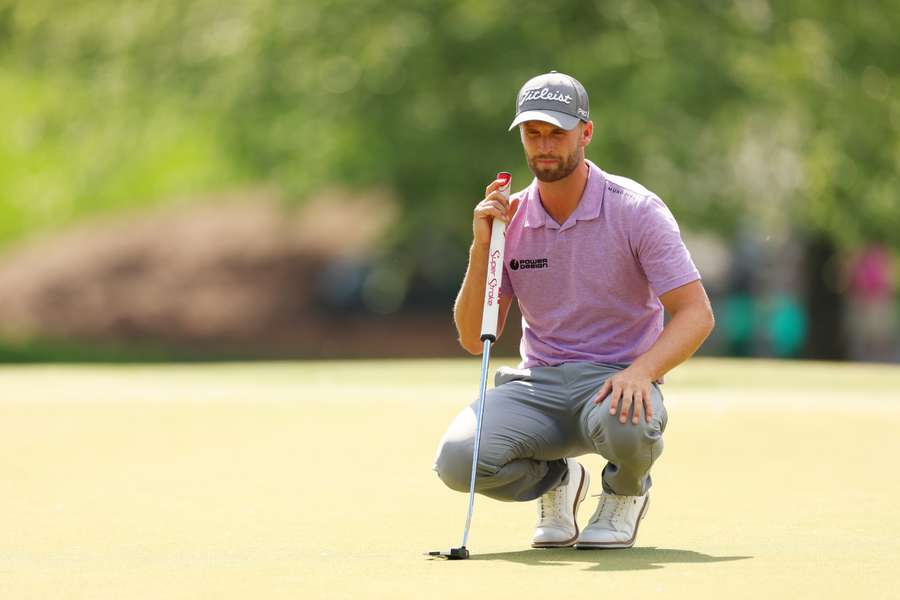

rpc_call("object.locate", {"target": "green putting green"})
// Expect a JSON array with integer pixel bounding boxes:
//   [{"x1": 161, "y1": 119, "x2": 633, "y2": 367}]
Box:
[{"x1": 1, "y1": 358, "x2": 898, "y2": 599}]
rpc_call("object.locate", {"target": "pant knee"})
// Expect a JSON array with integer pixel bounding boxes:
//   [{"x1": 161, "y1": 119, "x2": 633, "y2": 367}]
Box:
[
  {"x1": 433, "y1": 439, "x2": 474, "y2": 492},
  {"x1": 434, "y1": 437, "x2": 512, "y2": 493},
  {"x1": 588, "y1": 405, "x2": 664, "y2": 460}
]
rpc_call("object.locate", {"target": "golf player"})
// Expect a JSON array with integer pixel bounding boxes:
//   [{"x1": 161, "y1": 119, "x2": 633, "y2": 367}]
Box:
[{"x1": 434, "y1": 71, "x2": 715, "y2": 549}]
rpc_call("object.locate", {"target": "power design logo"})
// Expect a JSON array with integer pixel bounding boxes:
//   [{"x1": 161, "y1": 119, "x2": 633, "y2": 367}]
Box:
[{"x1": 509, "y1": 258, "x2": 549, "y2": 271}]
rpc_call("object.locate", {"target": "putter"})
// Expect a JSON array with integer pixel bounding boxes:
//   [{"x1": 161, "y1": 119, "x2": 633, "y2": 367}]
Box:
[{"x1": 428, "y1": 171, "x2": 511, "y2": 561}]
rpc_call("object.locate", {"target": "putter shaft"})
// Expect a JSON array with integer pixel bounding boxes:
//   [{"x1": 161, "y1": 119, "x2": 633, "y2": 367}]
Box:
[{"x1": 461, "y1": 337, "x2": 492, "y2": 549}]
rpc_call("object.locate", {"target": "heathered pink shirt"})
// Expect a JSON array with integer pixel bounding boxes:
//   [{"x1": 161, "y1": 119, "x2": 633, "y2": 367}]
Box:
[{"x1": 500, "y1": 160, "x2": 700, "y2": 369}]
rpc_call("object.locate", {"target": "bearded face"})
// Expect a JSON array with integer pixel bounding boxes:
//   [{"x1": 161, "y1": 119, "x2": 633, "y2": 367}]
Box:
[
  {"x1": 526, "y1": 146, "x2": 583, "y2": 182},
  {"x1": 520, "y1": 122, "x2": 586, "y2": 182}
]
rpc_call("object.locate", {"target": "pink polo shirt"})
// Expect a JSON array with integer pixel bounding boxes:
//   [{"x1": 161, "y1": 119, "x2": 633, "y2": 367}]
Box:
[{"x1": 500, "y1": 160, "x2": 700, "y2": 369}]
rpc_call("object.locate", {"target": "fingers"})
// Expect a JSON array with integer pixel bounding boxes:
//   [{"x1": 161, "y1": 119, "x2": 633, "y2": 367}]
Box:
[
  {"x1": 618, "y1": 388, "x2": 634, "y2": 424},
  {"x1": 483, "y1": 177, "x2": 513, "y2": 219},
  {"x1": 474, "y1": 199, "x2": 509, "y2": 223},
  {"x1": 602, "y1": 379, "x2": 654, "y2": 425},
  {"x1": 476, "y1": 192, "x2": 514, "y2": 223},
  {"x1": 632, "y1": 390, "x2": 642, "y2": 424},
  {"x1": 472, "y1": 178, "x2": 515, "y2": 245},
  {"x1": 484, "y1": 176, "x2": 509, "y2": 197},
  {"x1": 486, "y1": 189, "x2": 510, "y2": 211},
  {"x1": 595, "y1": 369, "x2": 657, "y2": 426},
  {"x1": 631, "y1": 384, "x2": 656, "y2": 424},
  {"x1": 607, "y1": 380, "x2": 622, "y2": 417}
]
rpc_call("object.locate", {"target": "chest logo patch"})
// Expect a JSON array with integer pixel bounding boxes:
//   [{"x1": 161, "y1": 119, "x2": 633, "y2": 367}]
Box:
[{"x1": 509, "y1": 258, "x2": 549, "y2": 271}]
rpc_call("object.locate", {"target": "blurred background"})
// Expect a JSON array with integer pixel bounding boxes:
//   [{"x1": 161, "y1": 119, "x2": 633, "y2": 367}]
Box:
[{"x1": 0, "y1": 0, "x2": 897, "y2": 363}]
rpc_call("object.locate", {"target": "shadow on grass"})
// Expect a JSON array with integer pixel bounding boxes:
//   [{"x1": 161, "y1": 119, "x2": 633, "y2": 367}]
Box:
[{"x1": 470, "y1": 546, "x2": 751, "y2": 571}]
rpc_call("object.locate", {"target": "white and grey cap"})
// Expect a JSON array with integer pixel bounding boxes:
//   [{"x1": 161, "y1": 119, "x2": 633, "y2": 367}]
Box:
[{"x1": 508, "y1": 71, "x2": 590, "y2": 131}]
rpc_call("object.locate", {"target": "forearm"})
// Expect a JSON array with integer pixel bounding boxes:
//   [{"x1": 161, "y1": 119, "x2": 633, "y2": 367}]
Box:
[
  {"x1": 631, "y1": 304, "x2": 715, "y2": 381},
  {"x1": 453, "y1": 242, "x2": 490, "y2": 354}
]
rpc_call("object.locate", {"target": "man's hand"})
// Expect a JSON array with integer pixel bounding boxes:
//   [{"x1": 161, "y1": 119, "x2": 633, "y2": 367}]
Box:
[
  {"x1": 473, "y1": 178, "x2": 519, "y2": 245},
  {"x1": 593, "y1": 365, "x2": 654, "y2": 425}
]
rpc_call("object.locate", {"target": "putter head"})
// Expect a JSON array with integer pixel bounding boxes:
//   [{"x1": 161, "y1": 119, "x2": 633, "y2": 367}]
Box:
[{"x1": 426, "y1": 546, "x2": 469, "y2": 560}]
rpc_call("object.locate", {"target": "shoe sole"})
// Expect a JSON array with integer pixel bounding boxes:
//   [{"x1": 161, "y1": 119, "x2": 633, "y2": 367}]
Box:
[
  {"x1": 574, "y1": 495, "x2": 650, "y2": 550},
  {"x1": 531, "y1": 463, "x2": 589, "y2": 549}
]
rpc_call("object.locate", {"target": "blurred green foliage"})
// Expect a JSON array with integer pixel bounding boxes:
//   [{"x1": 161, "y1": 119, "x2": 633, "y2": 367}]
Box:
[{"x1": 1, "y1": 0, "x2": 898, "y2": 279}]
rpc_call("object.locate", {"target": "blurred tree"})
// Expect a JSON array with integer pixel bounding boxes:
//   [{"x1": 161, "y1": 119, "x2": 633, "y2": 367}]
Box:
[{"x1": 1, "y1": 0, "x2": 898, "y2": 355}]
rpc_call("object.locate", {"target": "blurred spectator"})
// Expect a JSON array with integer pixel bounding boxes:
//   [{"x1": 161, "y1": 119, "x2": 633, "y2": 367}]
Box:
[
  {"x1": 765, "y1": 293, "x2": 808, "y2": 358},
  {"x1": 846, "y1": 245, "x2": 897, "y2": 362},
  {"x1": 720, "y1": 227, "x2": 763, "y2": 356}
]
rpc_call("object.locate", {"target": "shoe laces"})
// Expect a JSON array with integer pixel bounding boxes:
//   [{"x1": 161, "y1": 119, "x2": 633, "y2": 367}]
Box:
[
  {"x1": 587, "y1": 492, "x2": 627, "y2": 528},
  {"x1": 537, "y1": 484, "x2": 567, "y2": 522}
]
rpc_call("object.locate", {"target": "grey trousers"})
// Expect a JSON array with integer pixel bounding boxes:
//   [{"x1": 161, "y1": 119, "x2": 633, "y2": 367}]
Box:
[{"x1": 433, "y1": 362, "x2": 668, "y2": 501}]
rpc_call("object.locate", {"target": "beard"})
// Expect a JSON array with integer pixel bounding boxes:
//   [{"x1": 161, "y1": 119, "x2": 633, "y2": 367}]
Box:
[{"x1": 526, "y1": 149, "x2": 582, "y2": 182}]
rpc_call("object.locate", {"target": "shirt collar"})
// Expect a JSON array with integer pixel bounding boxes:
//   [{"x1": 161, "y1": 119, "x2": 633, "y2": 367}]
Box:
[{"x1": 522, "y1": 160, "x2": 606, "y2": 230}]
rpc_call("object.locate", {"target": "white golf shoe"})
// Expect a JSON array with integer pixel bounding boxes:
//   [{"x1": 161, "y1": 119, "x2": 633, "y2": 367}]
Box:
[
  {"x1": 575, "y1": 491, "x2": 649, "y2": 549},
  {"x1": 531, "y1": 459, "x2": 589, "y2": 548}
]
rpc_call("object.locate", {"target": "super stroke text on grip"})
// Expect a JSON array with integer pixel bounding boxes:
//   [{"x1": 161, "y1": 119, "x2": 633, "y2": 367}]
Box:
[{"x1": 485, "y1": 249, "x2": 501, "y2": 306}]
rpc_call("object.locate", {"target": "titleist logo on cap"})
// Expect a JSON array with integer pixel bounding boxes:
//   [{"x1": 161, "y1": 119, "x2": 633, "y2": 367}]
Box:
[
  {"x1": 508, "y1": 71, "x2": 590, "y2": 131},
  {"x1": 519, "y1": 87, "x2": 573, "y2": 107}
]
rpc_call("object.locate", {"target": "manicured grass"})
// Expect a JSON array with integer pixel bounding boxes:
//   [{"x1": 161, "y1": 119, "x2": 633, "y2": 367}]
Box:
[{"x1": 1, "y1": 358, "x2": 899, "y2": 599}]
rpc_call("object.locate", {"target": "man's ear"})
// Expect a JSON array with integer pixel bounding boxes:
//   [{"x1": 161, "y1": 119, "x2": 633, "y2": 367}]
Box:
[{"x1": 581, "y1": 121, "x2": 594, "y2": 147}]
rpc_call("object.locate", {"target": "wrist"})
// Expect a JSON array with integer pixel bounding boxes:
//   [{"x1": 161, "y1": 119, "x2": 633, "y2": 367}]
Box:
[{"x1": 628, "y1": 359, "x2": 657, "y2": 381}]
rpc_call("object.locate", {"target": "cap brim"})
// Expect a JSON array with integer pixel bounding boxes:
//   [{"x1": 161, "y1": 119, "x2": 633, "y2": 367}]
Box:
[{"x1": 508, "y1": 110, "x2": 581, "y2": 131}]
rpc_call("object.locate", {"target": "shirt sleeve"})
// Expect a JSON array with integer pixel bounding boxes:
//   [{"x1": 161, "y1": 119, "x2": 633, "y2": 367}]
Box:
[{"x1": 634, "y1": 196, "x2": 701, "y2": 297}]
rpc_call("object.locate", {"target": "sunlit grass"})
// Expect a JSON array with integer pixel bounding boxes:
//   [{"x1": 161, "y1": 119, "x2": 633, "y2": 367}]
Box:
[{"x1": 1, "y1": 358, "x2": 898, "y2": 598}]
